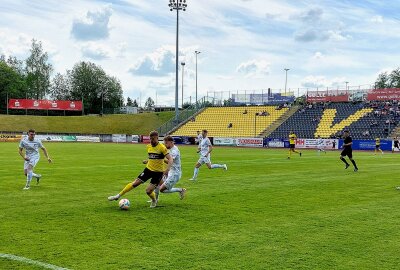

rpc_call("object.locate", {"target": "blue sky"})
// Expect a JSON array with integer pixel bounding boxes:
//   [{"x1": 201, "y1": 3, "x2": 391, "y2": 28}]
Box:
[{"x1": 0, "y1": 0, "x2": 399, "y2": 105}]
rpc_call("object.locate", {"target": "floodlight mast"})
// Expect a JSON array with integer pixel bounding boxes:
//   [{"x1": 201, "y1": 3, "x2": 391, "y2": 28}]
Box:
[{"x1": 168, "y1": 0, "x2": 187, "y2": 123}]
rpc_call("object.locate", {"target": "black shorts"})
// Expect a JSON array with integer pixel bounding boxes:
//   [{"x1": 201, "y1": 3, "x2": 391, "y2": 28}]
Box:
[
  {"x1": 137, "y1": 168, "x2": 164, "y2": 185},
  {"x1": 341, "y1": 148, "x2": 353, "y2": 159},
  {"x1": 290, "y1": 144, "x2": 295, "y2": 149},
  {"x1": 375, "y1": 145, "x2": 380, "y2": 149},
  {"x1": 394, "y1": 143, "x2": 399, "y2": 148}
]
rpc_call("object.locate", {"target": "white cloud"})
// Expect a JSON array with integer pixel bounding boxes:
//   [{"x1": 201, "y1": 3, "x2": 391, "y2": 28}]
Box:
[
  {"x1": 217, "y1": 75, "x2": 234, "y2": 80},
  {"x1": 236, "y1": 59, "x2": 270, "y2": 78},
  {"x1": 294, "y1": 29, "x2": 320, "y2": 42},
  {"x1": 128, "y1": 45, "x2": 200, "y2": 78},
  {"x1": 326, "y1": 30, "x2": 351, "y2": 41},
  {"x1": 294, "y1": 7, "x2": 323, "y2": 23},
  {"x1": 128, "y1": 46, "x2": 175, "y2": 77},
  {"x1": 80, "y1": 43, "x2": 111, "y2": 60},
  {"x1": 0, "y1": 31, "x2": 31, "y2": 57},
  {"x1": 301, "y1": 75, "x2": 348, "y2": 88},
  {"x1": 301, "y1": 75, "x2": 329, "y2": 88},
  {"x1": 313, "y1": 52, "x2": 324, "y2": 59},
  {"x1": 79, "y1": 42, "x2": 127, "y2": 60},
  {"x1": 370, "y1": 15, "x2": 383, "y2": 23},
  {"x1": 295, "y1": 29, "x2": 350, "y2": 42},
  {"x1": 71, "y1": 5, "x2": 112, "y2": 41}
]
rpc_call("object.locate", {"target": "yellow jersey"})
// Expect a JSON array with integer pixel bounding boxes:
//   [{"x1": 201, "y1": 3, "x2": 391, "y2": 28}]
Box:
[
  {"x1": 146, "y1": 143, "x2": 169, "y2": 172},
  {"x1": 289, "y1": 133, "x2": 297, "y2": 144},
  {"x1": 375, "y1": 138, "x2": 380, "y2": 146}
]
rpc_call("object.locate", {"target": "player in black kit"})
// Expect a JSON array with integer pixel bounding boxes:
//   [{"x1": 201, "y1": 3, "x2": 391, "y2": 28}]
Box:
[
  {"x1": 392, "y1": 137, "x2": 399, "y2": 153},
  {"x1": 340, "y1": 130, "x2": 358, "y2": 172}
]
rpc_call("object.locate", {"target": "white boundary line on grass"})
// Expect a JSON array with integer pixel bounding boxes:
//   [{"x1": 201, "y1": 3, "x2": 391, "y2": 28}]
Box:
[{"x1": 0, "y1": 253, "x2": 70, "y2": 270}]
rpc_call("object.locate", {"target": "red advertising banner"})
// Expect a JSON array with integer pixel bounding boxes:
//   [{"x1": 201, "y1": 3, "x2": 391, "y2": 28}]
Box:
[
  {"x1": 306, "y1": 96, "x2": 328, "y2": 102},
  {"x1": 329, "y1": 94, "x2": 349, "y2": 102},
  {"x1": 307, "y1": 94, "x2": 349, "y2": 103},
  {"x1": 367, "y1": 88, "x2": 400, "y2": 101},
  {"x1": 8, "y1": 99, "x2": 83, "y2": 111}
]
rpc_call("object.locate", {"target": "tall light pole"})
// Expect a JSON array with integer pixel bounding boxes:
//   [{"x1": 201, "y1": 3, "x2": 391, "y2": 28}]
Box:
[
  {"x1": 345, "y1": 81, "x2": 349, "y2": 91},
  {"x1": 195, "y1": 50, "x2": 201, "y2": 107},
  {"x1": 169, "y1": 0, "x2": 187, "y2": 123},
  {"x1": 181, "y1": 62, "x2": 185, "y2": 108},
  {"x1": 284, "y1": 68, "x2": 290, "y2": 95},
  {"x1": 101, "y1": 89, "x2": 104, "y2": 115}
]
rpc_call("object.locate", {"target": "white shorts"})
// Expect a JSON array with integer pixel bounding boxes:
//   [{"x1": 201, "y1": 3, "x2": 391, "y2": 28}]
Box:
[
  {"x1": 24, "y1": 157, "x2": 39, "y2": 170},
  {"x1": 197, "y1": 156, "x2": 211, "y2": 165},
  {"x1": 163, "y1": 173, "x2": 182, "y2": 190}
]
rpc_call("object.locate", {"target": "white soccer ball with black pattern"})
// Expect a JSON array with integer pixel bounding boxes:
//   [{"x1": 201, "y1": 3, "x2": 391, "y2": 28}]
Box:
[{"x1": 118, "y1": 199, "x2": 130, "y2": 210}]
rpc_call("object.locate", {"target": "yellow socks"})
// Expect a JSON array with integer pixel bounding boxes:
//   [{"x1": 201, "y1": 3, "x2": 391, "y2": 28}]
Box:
[
  {"x1": 148, "y1": 191, "x2": 156, "y2": 201},
  {"x1": 119, "y1": 183, "x2": 134, "y2": 196}
]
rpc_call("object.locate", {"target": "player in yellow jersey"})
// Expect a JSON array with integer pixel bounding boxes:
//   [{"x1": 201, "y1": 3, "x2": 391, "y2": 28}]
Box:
[
  {"x1": 288, "y1": 131, "x2": 302, "y2": 159},
  {"x1": 374, "y1": 137, "x2": 384, "y2": 155},
  {"x1": 108, "y1": 131, "x2": 173, "y2": 208}
]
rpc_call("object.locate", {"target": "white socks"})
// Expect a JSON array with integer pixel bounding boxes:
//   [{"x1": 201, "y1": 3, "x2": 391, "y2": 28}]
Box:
[
  {"x1": 26, "y1": 171, "x2": 33, "y2": 187},
  {"x1": 193, "y1": 167, "x2": 199, "y2": 179},
  {"x1": 211, "y1": 164, "x2": 224, "y2": 169},
  {"x1": 162, "y1": 188, "x2": 181, "y2": 193}
]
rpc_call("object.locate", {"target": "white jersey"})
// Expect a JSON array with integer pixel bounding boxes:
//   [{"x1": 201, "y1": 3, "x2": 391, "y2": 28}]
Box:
[
  {"x1": 19, "y1": 137, "x2": 43, "y2": 159},
  {"x1": 168, "y1": 145, "x2": 181, "y2": 175},
  {"x1": 196, "y1": 134, "x2": 203, "y2": 144},
  {"x1": 199, "y1": 137, "x2": 212, "y2": 158}
]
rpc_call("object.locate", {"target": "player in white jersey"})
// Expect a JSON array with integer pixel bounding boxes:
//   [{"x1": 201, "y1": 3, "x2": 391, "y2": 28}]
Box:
[
  {"x1": 154, "y1": 136, "x2": 186, "y2": 201},
  {"x1": 189, "y1": 129, "x2": 227, "y2": 181},
  {"x1": 316, "y1": 135, "x2": 326, "y2": 155},
  {"x1": 18, "y1": 129, "x2": 52, "y2": 190},
  {"x1": 196, "y1": 130, "x2": 203, "y2": 145}
]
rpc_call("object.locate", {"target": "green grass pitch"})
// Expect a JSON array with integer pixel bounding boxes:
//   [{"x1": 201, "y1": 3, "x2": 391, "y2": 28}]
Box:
[{"x1": 1, "y1": 142, "x2": 400, "y2": 269}]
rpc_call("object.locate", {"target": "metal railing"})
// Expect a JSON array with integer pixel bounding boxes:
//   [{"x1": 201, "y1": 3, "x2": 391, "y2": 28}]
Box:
[{"x1": 157, "y1": 97, "x2": 216, "y2": 135}]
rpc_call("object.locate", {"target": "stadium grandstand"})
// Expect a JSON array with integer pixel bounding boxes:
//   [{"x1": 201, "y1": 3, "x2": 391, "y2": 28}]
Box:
[
  {"x1": 171, "y1": 105, "x2": 290, "y2": 137},
  {"x1": 169, "y1": 88, "x2": 400, "y2": 140}
]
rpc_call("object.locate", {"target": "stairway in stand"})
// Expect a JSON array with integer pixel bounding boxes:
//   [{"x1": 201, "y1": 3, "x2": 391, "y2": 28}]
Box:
[{"x1": 259, "y1": 105, "x2": 300, "y2": 138}]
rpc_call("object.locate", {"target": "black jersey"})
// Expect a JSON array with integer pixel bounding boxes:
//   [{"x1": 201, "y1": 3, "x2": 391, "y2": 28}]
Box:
[{"x1": 343, "y1": 136, "x2": 352, "y2": 150}]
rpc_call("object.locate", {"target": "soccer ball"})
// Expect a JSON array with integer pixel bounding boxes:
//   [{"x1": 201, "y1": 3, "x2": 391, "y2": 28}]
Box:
[{"x1": 118, "y1": 199, "x2": 130, "y2": 210}]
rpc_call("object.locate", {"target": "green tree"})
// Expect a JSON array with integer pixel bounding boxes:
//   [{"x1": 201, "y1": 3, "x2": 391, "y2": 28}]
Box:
[
  {"x1": 144, "y1": 97, "x2": 155, "y2": 109},
  {"x1": 50, "y1": 73, "x2": 70, "y2": 100},
  {"x1": 3, "y1": 55, "x2": 25, "y2": 76},
  {"x1": 133, "y1": 99, "x2": 138, "y2": 107},
  {"x1": 389, "y1": 68, "x2": 400, "y2": 88},
  {"x1": 126, "y1": 97, "x2": 133, "y2": 106},
  {"x1": 25, "y1": 39, "x2": 53, "y2": 99},
  {"x1": 0, "y1": 62, "x2": 26, "y2": 110},
  {"x1": 68, "y1": 61, "x2": 123, "y2": 114},
  {"x1": 182, "y1": 102, "x2": 191, "y2": 109}
]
